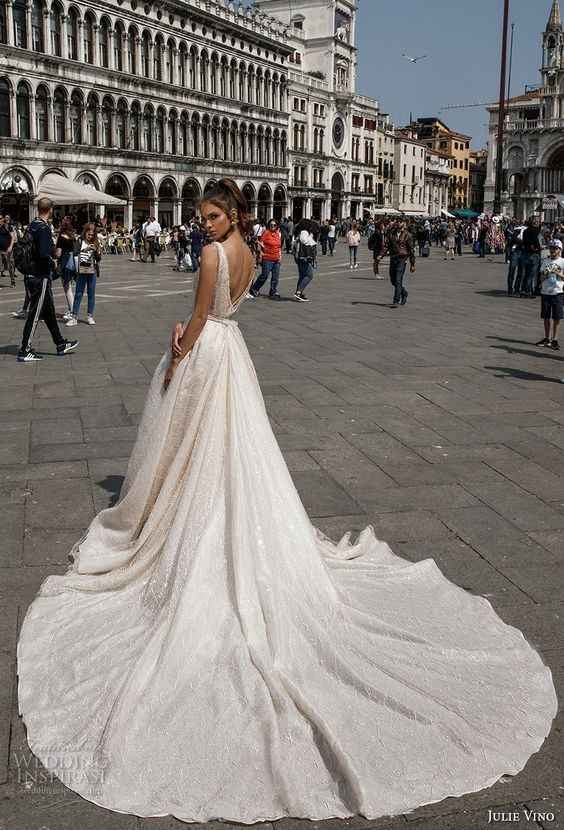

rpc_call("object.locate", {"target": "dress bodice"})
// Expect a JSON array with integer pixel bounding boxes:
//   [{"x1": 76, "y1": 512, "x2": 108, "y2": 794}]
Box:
[{"x1": 193, "y1": 240, "x2": 254, "y2": 320}]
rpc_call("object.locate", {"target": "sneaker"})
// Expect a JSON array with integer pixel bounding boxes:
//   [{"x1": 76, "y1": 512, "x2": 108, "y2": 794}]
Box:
[
  {"x1": 354, "y1": 263, "x2": 359, "y2": 269},
  {"x1": 65, "y1": 316, "x2": 78, "y2": 326},
  {"x1": 11, "y1": 309, "x2": 27, "y2": 319},
  {"x1": 294, "y1": 291, "x2": 310, "y2": 302},
  {"x1": 16, "y1": 349, "x2": 43, "y2": 362},
  {"x1": 57, "y1": 339, "x2": 79, "y2": 356},
  {"x1": 536, "y1": 337, "x2": 550, "y2": 346},
  {"x1": 350, "y1": 265, "x2": 354, "y2": 270},
  {"x1": 245, "y1": 292, "x2": 255, "y2": 299},
  {"x1": 400, "y1": 293, "x2": 408, "y2": 306},
  {"x1": 87, "y1": 315, "x2": 96, "y2": 325},
  {"x1": 269, "y1": 293, "x2": 282, "y2": 301},
  {"x1": 551, "y1": 339, "x2": 560, "y2": 350},
  {"x1": 62, "y1": 310, "x2": 73, "y2": 321}
]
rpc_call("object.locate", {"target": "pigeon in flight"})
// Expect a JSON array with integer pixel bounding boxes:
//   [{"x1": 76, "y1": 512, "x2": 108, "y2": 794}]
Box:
[{"x1": 402, "y1": 53, "x2": 428, "y2": 63}]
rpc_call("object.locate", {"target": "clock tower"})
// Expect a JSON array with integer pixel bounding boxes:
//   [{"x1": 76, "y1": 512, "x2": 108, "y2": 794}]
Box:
[{"x1": 542, "y1": 0, "x2": 564, "y2": 88}]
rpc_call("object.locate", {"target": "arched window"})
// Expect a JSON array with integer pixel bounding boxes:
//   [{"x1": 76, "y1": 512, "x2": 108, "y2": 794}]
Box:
[
  {"x1": 220, "y1": 57, "x2": 228, "y2": 97},
  {"x1": 239, "y1": 124, "x2": 247, "y2": 163},
  {"x1": 16, "y1": 82, "x2": 30, "y2": 138},
  {"x1": 53, "y1": 88, "x2": 66, "y2": 142},
  {"x1": 67, "y1": 7, "x2": 79, "y2": 61},
  {"x1": 238, "y1": 63, "x2": 245, "y2": 101},
  {"x1": 166, "y1": 40, "x2": 175, "y2": 84},
  {"x1": 153, "y1": 35, "x2": 163, "y2": 81},
  {"x1": 156, "y1": 107, "x2": 165, "y2": 153},
  {"x1": 210, "y1": 54, "x2": 218, "y2": 95},
  {"x1": 13, "y1": 0, "x2": 27, "y2": 48},
  {"x1": 99, "y1": 18, "x2": 110, "y2": 67},
  {"x1": 167, "y1": 110, "x2": 177, "y2": 154},
  {"x1": 300, "y1": 124, "x2": 305, "y2": 150},
  {"x1": 220, "y1": 119, "x2": 228, "y2": 160},
  {"x1": 189, "y1": 47, "x2": 197, "y2": 89},
  {"x1": 229, "y1": 60, "x2": 236, "y2": 99},
  {"x1": 70, "y1": 90, "x2": 82, "y2": 143},
  {"x1": 319, "y1": 128, "x2": 324, "y2": 154},
  {"x1": 265, "y1": 128, "x2": 272, "y2": 166},
  {"x1": 0, "y1": 3, "x2": 6, "y2": 45},
  {"x1": 86, "y1": 93, "x2": 97, "y2": 145},
  {"x1": 273, "y1": 129, "x2": 280, "y2": 166},
  {"x1": 200, "y1": 50, "x2": 208, "y2": 92},
  {"x1": 114, "y1": 22, "x2": 125, "y2": 72},
  {"x1": 191, "y1": 113, "x2": 200, "y2": 157},
  {"x1": 255, "y1": 71, "x2": 263, "y2": 107},
  {"x1": 248, "y1": 125, "x2": 255, "y2": 164},
  {"x1": 102, "y1": 97, "x2": 113, "y2": 147},
  {"x1": 264, "y1": 72, "x2": 271, "y2": 108},
  {"x1": 201, "y1": 116, "x2": 210, "y2": 158},
  {"x1": 116, "y1": 99, "x2": 127, "y2": 149},
  {"x1": 230, "y1": 122, "x2": 237, "y2": 162},
  {"x1": 130, "y1": 101, "x2": 140, "y2": 150},
  {"x1": 179, "y1": 111, "x2": 188, "y2": 156},
  {"x1": 280, "y1": 131, "x2": 287, "y2": 166},
  {"x1": 36, "y1": 85, "x2": 48, "y2": 140},
  {"x1": 178, "y1": 43, "x2": 187, "y2": 86},
  {"x1": 211, "y1": 117, "x2": 219, "y2": 160},
  {"x1": 247, "y1": 66, "x2": 255, "y2": 104},
  {"x1": 143, "y1": 104, "x2": 154, "y2": 152},
  {"x1": 31, "y1": 0, "x2": 44, "y2": 52},
  {"x1": 128, "y1": 27, "x2": 137, "y2": 74},
  {"x1": 83, "y1": 12, "x2": 95, "y2": 64},
  {"x1": 293, "y1": 123, "x2": 299, "y2": 150},
  {"x1": 50, "y1": 2, "x2": 62, "y2": 55},
  {"x1": 142, "y1": 31, "x2": 151, "y2": 78},
  {"x1": 0, "y1": 78, "x2": 9, "y2": 136},
  {"x1": 257, "y1": 127, "x2": 264, "y2": 165}
]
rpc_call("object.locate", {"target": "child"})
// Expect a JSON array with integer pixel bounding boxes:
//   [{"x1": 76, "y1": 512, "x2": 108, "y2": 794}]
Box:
[{"x1": 536, "y1": 239, "x2": 564, "y2": 351}]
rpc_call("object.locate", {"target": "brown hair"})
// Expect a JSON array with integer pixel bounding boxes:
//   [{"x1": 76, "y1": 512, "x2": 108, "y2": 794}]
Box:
[
  {"x1": 60, "y1": 215, "x2": 75, "y2": 237},
  {"x1": 200, "y1": 178, "x2": 251, "y2": 235},
  {"x1": 82, "y1": 222, "x2": 100, "y2": 250}
]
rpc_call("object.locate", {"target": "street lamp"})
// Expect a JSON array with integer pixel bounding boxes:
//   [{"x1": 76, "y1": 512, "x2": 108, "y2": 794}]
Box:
[{"x1": 494, "y1": 0, "x2": 510, "y2": 215}]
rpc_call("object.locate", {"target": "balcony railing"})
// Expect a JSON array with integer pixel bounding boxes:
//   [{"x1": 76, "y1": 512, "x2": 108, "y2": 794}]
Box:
[
  {"x1": 288, "y1": 69, "x2": 328, "y2": 91},
  {"x1": 506, "y1": 117, "x2": 564, "y2": 131},
  {"x1": 292, "y1": 180, "x2": 308, "y2": 187}
]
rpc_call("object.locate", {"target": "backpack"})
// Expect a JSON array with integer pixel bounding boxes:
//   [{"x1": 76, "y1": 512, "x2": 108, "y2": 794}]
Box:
[{"x1": 13, "y1": 228, "x2": 37, "y2": 276}]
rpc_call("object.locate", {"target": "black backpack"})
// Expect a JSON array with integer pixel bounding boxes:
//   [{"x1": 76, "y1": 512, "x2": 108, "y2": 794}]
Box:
[{"x1": 13, "y1": 227, "x2": 37, "y2": 276}]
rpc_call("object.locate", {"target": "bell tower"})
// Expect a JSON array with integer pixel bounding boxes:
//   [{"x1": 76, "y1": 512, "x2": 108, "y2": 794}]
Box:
[{"x1": 542, "y1": 0, "x2": 564, "y2": 88}]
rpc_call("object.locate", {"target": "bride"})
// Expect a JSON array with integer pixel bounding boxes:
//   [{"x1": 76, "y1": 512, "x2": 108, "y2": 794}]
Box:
[{"x1": 17, "y1": 179, "x2": 558, "y2": 824}]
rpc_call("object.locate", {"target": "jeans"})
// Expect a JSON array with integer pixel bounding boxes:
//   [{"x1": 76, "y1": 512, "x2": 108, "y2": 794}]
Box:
[
  {"x1": 349, "y1": 246, "x2": 358, "y2": 266},
  {"x1": 191, "y1": 250, "x2": 201, "y2": 272},
  {"x1": 389, "y1": 256, "x2": 408, "y2": 305},
  {"x1": 328, "y1": 237, "x2": 335, "y2": 255},
  {"x1": 455, "y1": 237, "x2": 463, "y2": 256},
  {"x1": 252, "y1": 259, "x2": 280, "y2": 295},
  {"x1": 507, "y1": 250, "x2": 524, "y2": 294},
  {"x1": 73, "y1": 272, "x2": 97, "y2": 316},
  {"x1": 320, "y1": 239, "x2": 328, "y2": 255},
  {"x1": 0, "y1": 250, "x2": 16, "y2": 284},
  {"x1": 296, "y1": 258, "x2": 314, "y2": 293},
  {"x1": 144, "y1": 237, "x2": 156, "y2": 262},
  {"x1": 522, "y1": 253, "x2": 540, "y2": 295},
  {"x1": 478, "y1": 240, "x2": 486, "y2": 258}
]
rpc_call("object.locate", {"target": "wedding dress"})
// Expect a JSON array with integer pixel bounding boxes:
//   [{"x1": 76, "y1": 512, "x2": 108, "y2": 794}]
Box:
[{"x1": 17, "y1": 241, "x2": 557, "y2": 824}]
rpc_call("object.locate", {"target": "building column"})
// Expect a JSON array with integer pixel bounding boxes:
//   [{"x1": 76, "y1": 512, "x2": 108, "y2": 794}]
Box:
[
  {"x1": 29, "y1": 92, "x2": 36, "y2": 139},
  {"x1": 174, "y1": 198, "x2": 181, "y2": 225},
  {"x1": 9, "y1": 89, "x2": 17, "y2": 138},
  {"x1": 170, "y1": 48, "x2": 178, "y2": 86},
  {"x1": 60, "y1": 14, "x2": 67, "y2": 60},
  {"x1": 76, "y1": 19, "x2": 84, "y2": 63},
  {"x1": 25, "y1": 2, "x2": 32, "y2": 49},
  {"x1": 95, "y1": 105, "x2": 102, "y2": 148},
  {"x1": 64, "y1": 98, "x2": 71, "y2": 143},
  {"x1": 147, "y1": 39, "x2": 154, "y2": 79},
  {"x1": 80, "y1": 102, "x2": 87, "y2": 146},
  {"x1": 153, "y1": 198, "x2": 159, "y2": 220},
  {"x1": 92, "y1": 23, "x2": 99, "y2": 67},
  {"x1": 107, "y1": 28, "x2": 114, "y2": 71},
  {"x1": 42, "y1": 8, "x2": 50, "y2": 54},
  {"x1": 5, "y1": 0, "x2": 14, "y2": 46},
  {"x1": 46, "y1": 94, "x2": 53, "y2": 141},
  {"x1": 126, "y1": 199, "x2": 133, "y2": 230}
]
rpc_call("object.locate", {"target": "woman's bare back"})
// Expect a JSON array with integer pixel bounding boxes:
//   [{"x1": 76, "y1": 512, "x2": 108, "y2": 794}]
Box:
[{"x1": 221, "y1": 235, "x2": 256, "y2": 305}]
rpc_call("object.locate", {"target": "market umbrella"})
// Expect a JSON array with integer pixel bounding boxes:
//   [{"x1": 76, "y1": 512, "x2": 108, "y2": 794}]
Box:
[
  {"x1": 453, "y1": 208, "x2": 480, "y2": 219},
  {"x1": 35, "y1": 174, "x2": 126, "y2": 206}
]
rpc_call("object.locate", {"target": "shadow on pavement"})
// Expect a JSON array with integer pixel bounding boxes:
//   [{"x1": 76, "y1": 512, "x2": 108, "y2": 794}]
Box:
[
  {"x1": 97, "y1": 475, "x2": 125, "y2": 507},
  {"x1": 484, "y1": 365, "x2": 562, "y2": 383},
  {"x1": 0, "y1": 344, "x2": 19, "y2": 355},
  {"x1": 351, "y1": 301, "x2": 393, "y2": 307},
  {"x1": 489, "y1": 344, "x2": 564, "y2": 361}
]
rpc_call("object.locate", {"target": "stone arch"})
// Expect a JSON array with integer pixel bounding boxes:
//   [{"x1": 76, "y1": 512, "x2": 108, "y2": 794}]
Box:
[
  {"x1": 158, "y1": 176, "x2": 177, "y2": 228},
  {"x1": 0, "y1": 166, "x2": 35, "y2": 223},
  {"x1": 132, "y1": 174, "x2": 155, "y2": 223},
  {"x1": 181, "y1": 177, "x2": 200, "y2": 222}
]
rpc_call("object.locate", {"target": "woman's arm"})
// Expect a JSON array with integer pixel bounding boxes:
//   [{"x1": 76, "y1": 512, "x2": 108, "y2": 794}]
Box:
[{"x1": 166, "y1": 245, "x2": 218, "y2": 377}]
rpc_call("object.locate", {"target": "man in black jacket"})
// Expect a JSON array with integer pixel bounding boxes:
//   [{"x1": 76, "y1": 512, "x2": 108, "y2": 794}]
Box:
[
  {"x1": 17, "y1": 198, "x2": 78, "y2": 362},
  {"x1": 386, "y1": 220, "x2": 416, "y2": 307}
]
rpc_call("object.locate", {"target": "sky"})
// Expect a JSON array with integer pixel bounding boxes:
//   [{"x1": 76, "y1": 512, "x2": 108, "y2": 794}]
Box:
[{"x1": 355, "y1": 0, "x2": 552, "y2": 149}]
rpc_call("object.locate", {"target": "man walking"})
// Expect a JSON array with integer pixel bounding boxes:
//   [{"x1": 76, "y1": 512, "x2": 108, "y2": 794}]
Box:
[
  {"x1": 0, "y1": 212, "x2": 17, "y2": 286},
  {"x1": 387, "y1": 220, "x2": 416, "y2": 308},
  {"x1": 17, "y1": 198, "x2": 78, "y2": 362},
  {"x1": 249, "y1": 219, "x2": 282, "y2": 300},
  {"x1": 368, "y1": 221, "x2": 384, "y2": 278},
  {"x1": 521, "y1": 217, "x2": 542, "y2": 298},
  {"x1": 143, "y1": 215, "x2": 161, "y2": 263}
]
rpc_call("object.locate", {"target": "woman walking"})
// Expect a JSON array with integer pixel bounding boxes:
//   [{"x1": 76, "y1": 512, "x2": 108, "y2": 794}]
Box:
[
  {"x1": 347, "y1": 221, "x2": 361, "y2": 269},
  {"x1": 66, "y1": 223, "x2": 101, "y2": 326},
  {"x1": 293, "y1": 219, "x2": 317, "y2": 302},
  {"x1": 55, "y1": 216, "x2": 78, "y2": 321},
  {"x1": 444, "y1": 221, "x2": 456, "y2": 261}
]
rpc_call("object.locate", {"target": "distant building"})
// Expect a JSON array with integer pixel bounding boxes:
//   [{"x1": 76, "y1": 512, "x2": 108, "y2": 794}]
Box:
[
  {"x1": 469, "y1": 149, "x2": 487, "y2": 213},
  {"x1": 407, "y1": 117, "x2": 472, "y2": 210},
  {"x1": 424, "y1": 150, "x2": 450, "y2": 216},
  {"x1": 255, "y1": 0, "x2": 392, "y2": 220},
  {"x1": 484, "y1": 0, "x2": 564, "y2": 220},
  {"x1": 392, "y1": 129, "x2": 427, "y2": 214}
]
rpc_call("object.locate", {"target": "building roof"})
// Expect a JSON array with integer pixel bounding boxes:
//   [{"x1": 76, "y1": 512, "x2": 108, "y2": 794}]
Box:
[
  {"x1": 394, "y1": 130, "x2": 427, "y2": 148},
  {"x1": 487, "y1": 90, "x2": 540, "y2": 111},
  {"x1": 547, "y1": 0, "x2": 562, "y2": 31}
]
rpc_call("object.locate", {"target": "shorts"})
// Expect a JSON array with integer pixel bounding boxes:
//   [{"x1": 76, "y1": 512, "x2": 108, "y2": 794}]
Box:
[{"x1": 541, "y1": 293, "x2": 564, "y2": 320}]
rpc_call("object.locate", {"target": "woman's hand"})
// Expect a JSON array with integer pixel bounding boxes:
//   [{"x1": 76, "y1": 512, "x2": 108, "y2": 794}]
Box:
[
  {"x1": 170, "y1": 322, "x2": 184, "y2": 359},
  {"x1": 163, "y1": 359, "x2": 179, "y2": 392}
]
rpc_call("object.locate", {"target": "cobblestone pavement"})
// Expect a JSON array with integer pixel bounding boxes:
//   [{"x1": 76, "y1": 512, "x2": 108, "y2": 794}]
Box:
[{"x1": 0, "y1": 242, "x2": 562, "y2": 830}]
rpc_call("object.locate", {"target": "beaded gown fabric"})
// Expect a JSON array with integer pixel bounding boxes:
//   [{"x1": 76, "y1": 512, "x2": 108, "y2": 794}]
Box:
[{"x1": 17, "y1": 242, "x2": 557, "y2": 823}]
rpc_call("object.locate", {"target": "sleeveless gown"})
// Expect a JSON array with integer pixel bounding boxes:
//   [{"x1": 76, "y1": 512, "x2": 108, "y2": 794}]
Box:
[{"x1": 17, "y1": 241, "x2": 558, "y2": 824}]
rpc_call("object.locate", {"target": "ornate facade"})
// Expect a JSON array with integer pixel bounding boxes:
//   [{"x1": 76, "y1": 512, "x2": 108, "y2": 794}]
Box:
[
  {"x1": 255, "y1": 0, "x2": 390, "y2": 221},
  {"x1": 484, "y1": 0, "x2": 564, "y2": 219},
  {"x1": 0, "y1": 0, "x2": 292, "y2": 226}
]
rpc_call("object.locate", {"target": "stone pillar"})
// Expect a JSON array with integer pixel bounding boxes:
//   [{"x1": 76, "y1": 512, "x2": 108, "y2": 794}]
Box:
[
  {"x1": 9, "y1": 89, "x2": 17, "y2": 138},
  {"x1": 5, "y1": 0, "x2": 14, "y2": 46},
  {"x1": 170, "y1": 48, "x2": 178, "y2": 86},
  {"x1": 153, "y1": 198, "x2": 159, "y2": 220},
  {"x1": 92, "y1": 23, "x2": 99, "y2": 66},
  {"x1": 42, "y1": 9, "x2": 49, "y2": 54},
  {"x1": 25, "y1": 2, "x2": 32, "y2": 49},
  {"x1": 46, "y1": 94, "x2": 53, "y2": 141},
  {"x1": 29, "y1": 92, "x2": 36, "y2": 139},
  {"x1": 76, "y1": 19, "x2": 84, "y2": 63},
  {"x1": 80, "y1": 102, "x2": 87, "y2": 145},
  {"x1": 106, "y1": 28, "x2": 114, "y2": 70},
  {"x1": 126, "y1": 199, "x2": 133, "y2": 230},
  {"x1": 95, "y1": 105, "x2": 102, "y2": 148},
  {"x1": 109, "y1": 108, "x2": 116, "y2": 147},
  {"x1": 174, "y1": 198, "x2": 181, "y2": 225},
  {"x1": 64, "y1": 99, "x2": 71, "y2": 143},
  {"x1": 147, "y1": 38, "x2": 154, "y2": 79},
  {"x1": 60, "y1": 14, "x2": 67, "y2": 60},
  {"x1": 99, "y1": 205, "x2": 106, "y2": 221}
]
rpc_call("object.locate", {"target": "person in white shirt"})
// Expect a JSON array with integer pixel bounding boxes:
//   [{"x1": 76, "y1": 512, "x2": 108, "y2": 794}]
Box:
[
  {"x1": 327, "y1": 221, "x2": 336, "y2": 256},
  {"x1": 143, "y1": 216, "x2": 162, "y2": 263},
  {"x1": 293, "y1": 220, "x2": 317, "y2": 302},
  {"x1": 346, "y1": 222, "x2": 361, "y2": 269},
  {"x1": 536, "y1": 239, "x2": 564, "y2": 351}
]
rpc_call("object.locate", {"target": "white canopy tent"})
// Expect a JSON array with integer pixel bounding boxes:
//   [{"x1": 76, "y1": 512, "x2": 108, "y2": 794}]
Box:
[
  {"x1": 35, "y1": 174, "x2": 126, "y2": 206},
  {"x1": 373, "y1": 208, "x2": 401, "y2": 215},
  {"x1": 441, "y1": 208, "x2": 456, "y2": 218}
]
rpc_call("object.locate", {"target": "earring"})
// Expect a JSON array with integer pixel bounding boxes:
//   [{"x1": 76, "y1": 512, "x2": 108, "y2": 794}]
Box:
[{"x1": 231, "y1": 217, "x2": 238, "y2": 227}]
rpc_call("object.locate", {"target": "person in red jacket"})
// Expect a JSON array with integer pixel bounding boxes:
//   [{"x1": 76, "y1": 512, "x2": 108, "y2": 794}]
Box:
[{"x1": 249, "y1": 219, "x2": 282, "y2": 300}]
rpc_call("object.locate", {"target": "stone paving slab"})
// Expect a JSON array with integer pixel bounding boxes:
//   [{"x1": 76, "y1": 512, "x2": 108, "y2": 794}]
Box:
[{"x1": 0, "y1": 244, "x2": 562, "y2": 829}]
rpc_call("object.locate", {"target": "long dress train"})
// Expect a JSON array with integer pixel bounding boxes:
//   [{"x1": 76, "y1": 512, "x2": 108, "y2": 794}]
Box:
[{"x1": 17, "y1": 241, "x2": 558, "y2": 824}]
